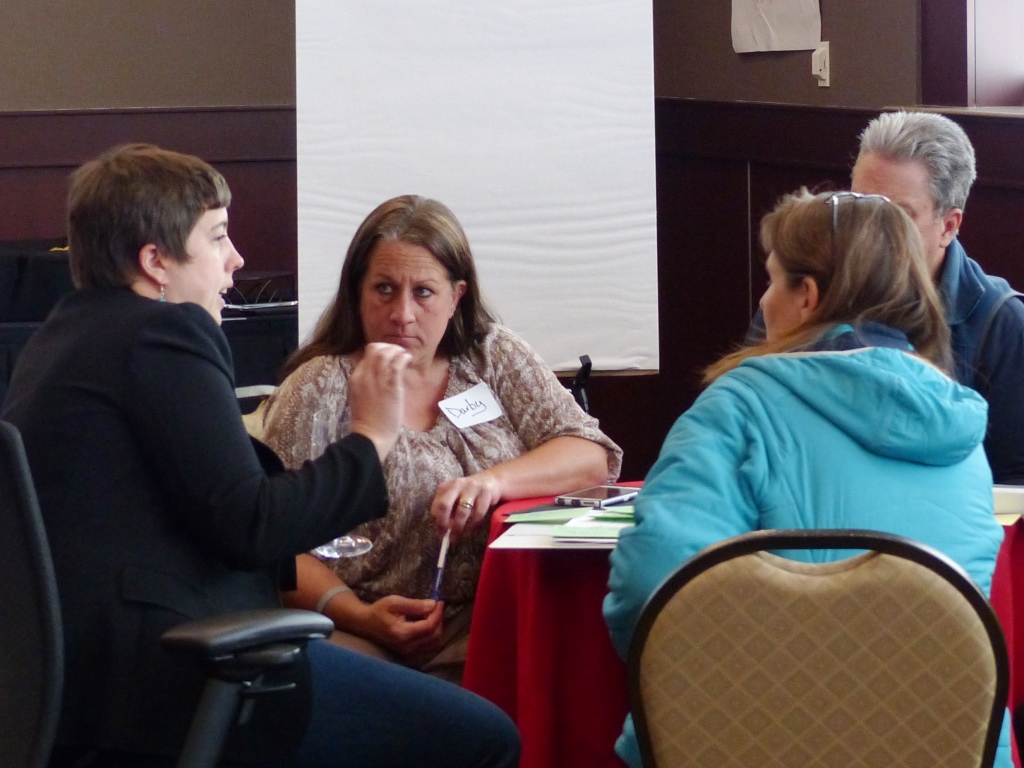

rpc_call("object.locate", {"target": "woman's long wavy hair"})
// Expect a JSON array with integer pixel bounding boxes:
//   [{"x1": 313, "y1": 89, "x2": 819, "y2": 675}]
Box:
[
  {"x1": 281, "y1": 195, "x2": 494, "y2": 379},
  {"x1": 704, "y1": 188, "x2": 951, "y2": 384}
]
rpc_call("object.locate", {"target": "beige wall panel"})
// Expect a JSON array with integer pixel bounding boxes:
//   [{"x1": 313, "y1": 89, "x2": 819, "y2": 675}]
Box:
[
  {"x1": 0, "y1": 0, "x2": 295, "y2": 110},
  {"x1": 654, "y1": 0, "x2": 920, "y2": 108}
]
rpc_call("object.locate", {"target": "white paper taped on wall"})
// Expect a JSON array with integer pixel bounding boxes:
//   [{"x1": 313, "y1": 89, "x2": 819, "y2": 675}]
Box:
[{"x1": 732, "y1": 0, "x2": 821, "y2": 53}]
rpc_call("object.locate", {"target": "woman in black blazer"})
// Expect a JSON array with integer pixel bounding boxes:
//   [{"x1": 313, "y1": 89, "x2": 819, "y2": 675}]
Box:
[{"x1": 4, "y1": 143, "x2": 520, "y2": 768}]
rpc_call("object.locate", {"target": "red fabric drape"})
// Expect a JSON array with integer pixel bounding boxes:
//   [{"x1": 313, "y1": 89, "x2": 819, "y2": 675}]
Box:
[{"x1": 467, "y1": 498, "x2": 1021, "y2": 768}]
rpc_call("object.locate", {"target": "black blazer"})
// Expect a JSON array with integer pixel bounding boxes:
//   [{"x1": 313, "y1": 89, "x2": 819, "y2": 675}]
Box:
[{"x1": 4, "y1": 287, "x2": 387, "y2": 760}]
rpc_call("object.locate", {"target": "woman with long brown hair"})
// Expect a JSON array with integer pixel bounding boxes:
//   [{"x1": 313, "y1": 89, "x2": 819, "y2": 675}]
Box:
[{"x1": 263, "y1": 195, "x2": 621, "y2": 681}]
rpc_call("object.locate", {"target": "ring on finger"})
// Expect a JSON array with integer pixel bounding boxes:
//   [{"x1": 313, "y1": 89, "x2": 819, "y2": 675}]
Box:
[{"x1": 458, "y1": 498, "x2": 475, "y2": 510}]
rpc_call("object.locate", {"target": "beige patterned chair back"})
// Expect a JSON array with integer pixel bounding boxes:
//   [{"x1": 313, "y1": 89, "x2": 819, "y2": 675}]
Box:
[{"x1": 628, "y1": 530, "x2": 1007, "y2": 768}]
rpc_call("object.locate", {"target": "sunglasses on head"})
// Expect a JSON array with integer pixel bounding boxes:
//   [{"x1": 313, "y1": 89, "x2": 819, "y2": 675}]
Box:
[{"x1": 828, "y1": 191, "x2": 892, "y2": 260}]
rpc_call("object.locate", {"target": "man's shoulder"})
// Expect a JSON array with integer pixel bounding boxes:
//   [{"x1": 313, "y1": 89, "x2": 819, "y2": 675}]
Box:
[
  {"x1": 986, "y1": 289, "x2": 1024, "y2": 337},
  {"x1": 951, "y1": 240, "x2": 1019, "y2": 297},
  {"x1": 959, "y1": 248, "x2": 1024, "y2": 327},
  {"x1": 943, "y1": 240, "x2": 1020, "y2": 330},
  {"x1": 949, "y1": 241, "x2": 1024, "y2": 378}
]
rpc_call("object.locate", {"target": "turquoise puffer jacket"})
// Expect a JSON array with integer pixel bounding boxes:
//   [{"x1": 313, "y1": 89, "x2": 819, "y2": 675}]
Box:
[{"x1": 604, "y1": 342, "x2": 1008, "y2": 768}]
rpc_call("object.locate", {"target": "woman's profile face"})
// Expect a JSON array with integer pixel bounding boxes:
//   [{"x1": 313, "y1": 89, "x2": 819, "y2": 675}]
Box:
[
  {"x1": 760, "y1": 252, "x2": 813, "y2": 341},
  {"x1": 359, "y1": 239, "x2": 466, "y2": 366},
  {"x1": 161, "y1": 207, "x2": 244, "y2": 324}
]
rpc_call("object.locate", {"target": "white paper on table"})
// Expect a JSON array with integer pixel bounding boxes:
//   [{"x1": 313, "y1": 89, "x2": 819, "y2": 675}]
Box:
[
  {"x1": 995, "y1": 485, "x2": 1024, "y2": 525},
  {"x1": 732, "y1": 0, "x2": 821, "y2": 53},
  {"x1": 566, "y1": 514, "x2": 632, "y2": 528},
  {"x1": 490, "y1": 523, "x2": 619, "y2": 550}
]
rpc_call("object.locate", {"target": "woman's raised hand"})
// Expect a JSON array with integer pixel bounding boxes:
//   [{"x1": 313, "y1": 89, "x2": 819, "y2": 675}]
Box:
[{"x1": 348, "y1": 342, "x2": 411, "y2": 461}]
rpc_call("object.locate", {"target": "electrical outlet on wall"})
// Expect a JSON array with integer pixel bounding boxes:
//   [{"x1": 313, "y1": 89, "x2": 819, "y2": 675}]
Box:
[{"x1": 812, "y1": 42, "x2": 830, "y2": 87}]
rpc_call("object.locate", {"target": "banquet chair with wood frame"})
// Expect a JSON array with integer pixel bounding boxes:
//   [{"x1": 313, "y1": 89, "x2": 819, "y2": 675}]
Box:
[
  {"x1": 0, "y1": 420, "x2": 333, "y2": 768},
  {"x1": 628, "y1": 529, "x2": 1008, "y2": 768}
]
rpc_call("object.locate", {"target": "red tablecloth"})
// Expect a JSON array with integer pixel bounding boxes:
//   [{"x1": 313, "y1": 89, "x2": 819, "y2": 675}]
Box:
[
  {"x1": 463, "y1": 496, "x2": 629, "y2": 768},
  {"x1": 993, "y1": 519, "x2": 1024, "y2": 716},
  {"x1": 466, "y1": 500, "x2": 1022, "y2": 768}
]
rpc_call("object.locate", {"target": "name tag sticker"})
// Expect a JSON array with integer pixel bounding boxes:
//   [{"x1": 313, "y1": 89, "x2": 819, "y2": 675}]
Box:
[{"x1": 439, "y1": 382, "x2": 503, "y2": 429}]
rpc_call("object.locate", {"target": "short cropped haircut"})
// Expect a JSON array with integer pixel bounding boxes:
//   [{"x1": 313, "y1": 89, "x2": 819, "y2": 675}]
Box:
[
  {"x1": 857, "y1": 111, "x2": 976, "y2": 215},
  {"x1": 67, "y1": 143, "x2": 232, "y2": 289}
]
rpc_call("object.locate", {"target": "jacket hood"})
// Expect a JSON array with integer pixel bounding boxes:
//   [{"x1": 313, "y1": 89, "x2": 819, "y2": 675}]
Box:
[{"x1": 738, "y1": 348, "x2": 988, "y2": 466}]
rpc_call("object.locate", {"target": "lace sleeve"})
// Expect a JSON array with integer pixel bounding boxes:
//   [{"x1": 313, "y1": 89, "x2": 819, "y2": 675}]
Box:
[
  {"x1": 480, "y1": 326, "x2": 623, "y2": 480},
  {"x1": 261, "y1": 356, "x2": 349, "y2": 471}
]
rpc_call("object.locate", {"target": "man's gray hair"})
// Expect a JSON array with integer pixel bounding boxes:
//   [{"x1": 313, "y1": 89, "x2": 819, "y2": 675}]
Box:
[{"x1": 857, "y1": 111, "x2": 977, "y2": 214}]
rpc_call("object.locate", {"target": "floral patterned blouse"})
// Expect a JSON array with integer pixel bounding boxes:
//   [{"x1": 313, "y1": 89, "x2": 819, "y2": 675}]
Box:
[{"x1": 261, "y1": 325, "x2": 622, "y2": 612}]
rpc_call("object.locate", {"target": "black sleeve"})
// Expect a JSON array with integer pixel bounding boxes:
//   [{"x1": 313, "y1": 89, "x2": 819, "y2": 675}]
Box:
[
  {"x1": 976, "y1": 297, "x2": 1024, "y2": 485},
  {"x1": 123, "y1": 304, "x2": 387, "y2": 568}
]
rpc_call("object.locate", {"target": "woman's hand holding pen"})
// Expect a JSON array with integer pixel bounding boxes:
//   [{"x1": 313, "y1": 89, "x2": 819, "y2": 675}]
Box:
[{"x1": 432, "y1": 471, "x2": 502, "y2": 539}]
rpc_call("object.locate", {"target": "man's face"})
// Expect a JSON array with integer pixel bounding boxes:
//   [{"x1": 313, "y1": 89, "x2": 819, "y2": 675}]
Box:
[{"x1": 851, "y1": 152, "x2": 962, "y2": 277}]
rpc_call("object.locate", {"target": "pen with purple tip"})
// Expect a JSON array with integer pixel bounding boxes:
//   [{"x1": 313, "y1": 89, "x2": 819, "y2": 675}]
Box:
[{"x1": 430, "y1": 529, "x2": 451, "y2": 601}]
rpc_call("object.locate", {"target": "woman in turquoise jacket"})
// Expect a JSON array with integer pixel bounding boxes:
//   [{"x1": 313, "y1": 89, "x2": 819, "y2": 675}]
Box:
[{"x1": 604, "y1": 189, "x2": 1009, "y2": 768}]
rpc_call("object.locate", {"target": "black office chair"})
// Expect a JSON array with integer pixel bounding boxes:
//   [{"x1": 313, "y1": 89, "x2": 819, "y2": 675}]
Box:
[
  {"x1": 628, "y1": 529, "x2": 1009, "y2": 768},
  {"x1": 0, "y1": 420, "x2": 333, "y2": 768},
  {"x1": 0, "y1": 422, "x2": 62, "y2": 768},
  {"x1": 568, "y1": 354, "x2": 592, "y2": 413}
]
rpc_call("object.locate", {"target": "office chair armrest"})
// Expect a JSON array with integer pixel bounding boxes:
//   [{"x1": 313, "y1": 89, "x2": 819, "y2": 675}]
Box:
[
  {"x1": 163, "y1": 609, "x2": 332, "y2": 768},
  {"x1": 161, "y1": 608, "x2": 333, "y2": 660}
]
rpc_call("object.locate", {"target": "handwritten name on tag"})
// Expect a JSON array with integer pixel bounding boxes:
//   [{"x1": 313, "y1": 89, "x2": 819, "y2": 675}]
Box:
[{"x1": 439, "y1": 382, "x2": 503, "y2": 429}]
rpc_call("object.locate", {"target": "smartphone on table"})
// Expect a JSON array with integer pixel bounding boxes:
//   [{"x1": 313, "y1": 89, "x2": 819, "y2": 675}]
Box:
[{"x1": 554, "y1": 485, "x2": 638, "y2": 509}]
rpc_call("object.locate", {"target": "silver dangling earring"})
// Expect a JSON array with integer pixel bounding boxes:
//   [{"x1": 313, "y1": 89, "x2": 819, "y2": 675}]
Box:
[{"x1": 159, "y1": 285, "x2": 166, "y2": 303}]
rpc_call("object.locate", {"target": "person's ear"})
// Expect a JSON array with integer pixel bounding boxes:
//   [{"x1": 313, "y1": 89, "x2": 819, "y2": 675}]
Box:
[
  {"x1": 450, "y1": 280, "x2": 467, "y2": 315},
  {"x1": 798, "y1": 276, "x2": 820, "y2": 323},
  {"x1": 137, "y1": 244, "x2": 169, "y2": 288},
  {"x1": 938, "y1": 208, "x2": 963, "y2": 249}
]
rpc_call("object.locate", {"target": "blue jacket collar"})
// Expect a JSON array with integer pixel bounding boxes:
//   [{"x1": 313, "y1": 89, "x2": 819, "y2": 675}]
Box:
[
  {"x1": 811, "y1": 322, "x2": 914, "y2": 353},
  {"x1": 937, "y1": 238, "x2": 983, "y2": 326}
]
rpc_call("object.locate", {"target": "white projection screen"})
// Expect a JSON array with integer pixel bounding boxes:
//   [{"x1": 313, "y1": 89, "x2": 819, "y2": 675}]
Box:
[{"x1": 296, "y1": 1, "x2": 658, "y2": 371}]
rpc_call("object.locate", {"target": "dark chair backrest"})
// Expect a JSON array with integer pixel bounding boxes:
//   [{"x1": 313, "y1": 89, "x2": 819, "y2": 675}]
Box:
[
  {"x1": 0, "y1": 242, "x2": 74, "y2": 407},
  {"x1": 0, "y1": 421, "x2": 63, "y2": 768},
  {"x1": 0, "y1": 419, "x2": 330, "y2": 768},
  {"x1": 0, "y1": 242, "x2": 74, "y2": 324},
  {"x1": 628, "y1": 529, "x2": 1009, "y2": 768}
]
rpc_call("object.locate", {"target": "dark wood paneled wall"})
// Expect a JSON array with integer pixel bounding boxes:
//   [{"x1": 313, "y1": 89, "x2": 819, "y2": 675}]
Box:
[
  {"x1": 2, "y1": 101, "x2": 1024, "y2": 480},
  {"x1": 657, "y1": 1, "x2": 1024, "y2": 109},
  {"x1": 921, "y1": 0, "x2": 972, "y2": 106},
  {"x1": 654, "y1": 0, "x2": 920, "y2": 108},
  {"x1": 588, "y1": 102, "x2": 865, "y2": 477},
  {"x1": 593, "y1": 100, "x2": 1024, "y2": 479},
  {"x1": 0, "y1": 108, "x2": 296, "y2": 273}
]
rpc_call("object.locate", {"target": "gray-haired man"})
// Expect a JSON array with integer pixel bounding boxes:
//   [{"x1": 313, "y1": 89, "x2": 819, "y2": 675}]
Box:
[{"x1": 851, "y1": 111, "x2": 1024, "y2": 484}]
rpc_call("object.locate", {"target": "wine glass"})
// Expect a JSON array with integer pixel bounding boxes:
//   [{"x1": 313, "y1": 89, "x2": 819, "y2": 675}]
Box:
[{"x1": 310, "y1": 407, "x2": 373, "y2": 558}]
